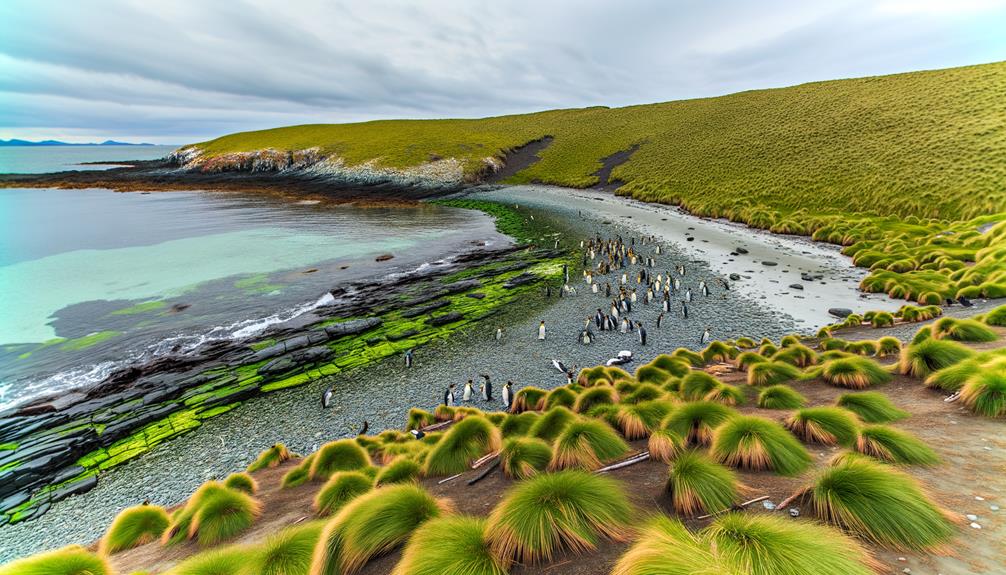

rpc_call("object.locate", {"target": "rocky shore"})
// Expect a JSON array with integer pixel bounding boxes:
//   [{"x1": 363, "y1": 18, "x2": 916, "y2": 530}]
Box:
[{"x1": 0, "y1": 190, "x2": 806, "y2": 561}]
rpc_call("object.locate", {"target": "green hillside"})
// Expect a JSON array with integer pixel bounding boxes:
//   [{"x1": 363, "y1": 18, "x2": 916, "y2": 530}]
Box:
[{"x1": 192, "y1": 61, "x2": 1006, "y2": 221}]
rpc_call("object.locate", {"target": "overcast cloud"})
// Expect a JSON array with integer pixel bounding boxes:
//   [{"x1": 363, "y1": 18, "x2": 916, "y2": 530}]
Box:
[{"x1": 1, "y1": 0, "x2": 1004, "y2": 143}]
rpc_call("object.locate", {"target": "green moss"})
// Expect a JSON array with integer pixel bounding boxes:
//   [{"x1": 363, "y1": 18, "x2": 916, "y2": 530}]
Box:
[
  {"x1": 109, "y1": 301, "x2": 167, "y2": 316},
  {"x1": 59, "y1": 331, "x2": 121, "y2": 351}
]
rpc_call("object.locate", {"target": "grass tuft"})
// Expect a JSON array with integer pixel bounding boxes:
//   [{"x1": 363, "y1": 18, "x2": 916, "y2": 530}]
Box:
[
  {"x1": 309, "y1": 440, "x2": 372, "y2": 481},
  {"x1": 392, "y1": 515, "x2": 507, "y2": 575},
  {"x1": 663, "y1": 401, "x2": 736, "y2": 446},
  {"x1": 247, "y1": 521, "x2": 324, "y2": 575},
  {"x1": 899, "y1": 339, "x2": 975, "y2": 378},
  {"x1": 376, "y1": 458, "x2": 422, "y2": 485},
  {"x1": 785, "y1": 407, "x2": 860, "y2": 446},
  {"x1": 423, "y1": 415, "x2": 501, "y2": 476},
  {"x1": 821, "y1": 356, "x2": 892, "y2": 389},
  {"x1": 314, "y1": 472, "x2": 375, "y2": 516},
  {"x1": 680, "y1": 371, "x2": 722, "y2": 400},
  {"x1": 960, "y1": 370, "x2": 1006, "y2": 417},
  {"x1": 711, "y1": 415, "x2": 811, "y2": 475},
  {"x1": 528, "y1": 406, "x2": 576, "y2": 443},
  {"x1": 757, "y1": 385, "x2": 806, "y2": 409},
  {"x1": 856, "y1": 425, "x2": 940, "y2": 464},
  {"x1": 100, "y1": 504, "x2": 170, "y2": 554},
  {"x1": 499, "y1": 436, "x2": 553, "y2": 479},
  {"x1": 836, "y1": 391, "x2": 908, "y2": 423},
  {"x1": 665, "y1": 450, "x2": 739, "y2": 517},
  {"x1": 188, "y1": 487, "x2": 261, "y2": 547},
  {"x1": 573, "y1": 386, "x2": 618, "y2": 413},
  {"x1": 247, "y1": 444, "x2": 292, "y2": 472},
  {"x1": 747, "y1": 361, "x2": 801, "y2": 386},
  {"x1": 223, "y1": 472, "x2": 257, "y2": 495},
  {"x1": 550, "y1": 418, "x2": 629, "y2": 470}
]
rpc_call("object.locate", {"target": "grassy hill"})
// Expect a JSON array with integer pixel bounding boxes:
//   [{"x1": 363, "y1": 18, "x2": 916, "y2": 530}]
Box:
[{"x1": 191, "y1": 61, "x2": 1006, "y2": 221}]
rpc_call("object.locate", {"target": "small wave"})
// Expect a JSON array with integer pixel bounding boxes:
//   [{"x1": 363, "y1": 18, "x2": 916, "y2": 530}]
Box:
[{"x1": 296, "y1": 200, "x2": 321, "y2": 205}]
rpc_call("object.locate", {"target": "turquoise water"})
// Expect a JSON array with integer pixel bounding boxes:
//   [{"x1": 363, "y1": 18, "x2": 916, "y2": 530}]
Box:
[
  {"x1": 0, "y1": 145, "x2": 177, "y2": 174},
  {"x1": 0, "y1": 186, "x2": 506, "y2": 408}
]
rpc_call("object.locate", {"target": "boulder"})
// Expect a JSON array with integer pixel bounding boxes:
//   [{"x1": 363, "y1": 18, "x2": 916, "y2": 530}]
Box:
[
  {"x1": 428, "y1": 312, "x2": 464, "y2": 327},
  {"x1": 736, "y1": 247, "x2": 749, "y2": 254},
  {"x1": 762, "y1": 261, "x2": 778, "y2": 266},
  {"x1": 789, "y1": 284, "x2": 804, "y2": 290},
  {"x1": 401, "y1": 300, "x2": 450, "y2": 318},
  {"x1": 729, "y1": 273, "x2": 741, "y2": 281},
  {"x1": 503, "y1": 273, "x2": 538, "y2": 289},
  {"x1": 828, "y1": 308, "x2": 854, "y2": 318}
]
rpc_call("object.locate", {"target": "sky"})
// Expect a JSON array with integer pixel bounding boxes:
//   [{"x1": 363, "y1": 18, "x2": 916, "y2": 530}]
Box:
[{"x1": 1, "y1": 0, "x2": 1005, "y2": 145}]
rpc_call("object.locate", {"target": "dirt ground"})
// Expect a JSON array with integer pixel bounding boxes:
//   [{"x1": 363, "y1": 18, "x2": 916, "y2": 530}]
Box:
[{"x1": 109, "y1": 330, "x2": 1005, "y2": 575}]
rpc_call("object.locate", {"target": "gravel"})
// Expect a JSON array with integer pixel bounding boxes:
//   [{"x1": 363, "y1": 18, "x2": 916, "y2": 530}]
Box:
[{"x1": 0, "y1": 195, "x2": 811, "y2": 561}]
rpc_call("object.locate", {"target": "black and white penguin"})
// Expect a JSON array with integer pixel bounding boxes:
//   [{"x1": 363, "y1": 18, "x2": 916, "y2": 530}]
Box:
[
  {"x1": 681, "y1": 301, "x2": 689, "y2": 319},
  {"x1": 463, "y1": 379, "x2": 474, "y2": 402},
  {"x1": 551, "y1": 358, "x2": 569, "y2": 374},
  {"x1": 685, "y1": 288, "x2": 692, "y2": 303},
  {"x1": 538, "y1": 320, "x2": 547, "y2": 340},
  {"x1": 481, "y1": 374, "x2": 493, "y2": 401},
  {"x1": 700, "y1": 327, "x2": 711, "y2": 344},
  {"x1": 357, "y1": 421, "x2": 369, "y2": 436},
  {"x1": 404, "y1": 349, "x2": 413, "y2": 368},
  {"x1": 409, "y1": 429, "x2": 426, "y2": 440},
  {"x1": 700, "y1": 280, "x2": 709, "y2": 297},
  {"x1": 495, "y1": 327, "x2": 503, "y2": 342},
  {"x1": 444, "y1": 384, "x2": 456, "y2": 407},
  {"x1": 637, "y1": 323, "x2": 647, "y2": 345},
  {"x1": 662, "y1": 297, "x2": 670, "y2": 312},
  {"x1": 321, "y1": 386, "x2": 334, "y2": 409},
  {"x1": 656, "y1": 313, "x2": 664, "y2": 328},
  {"x1": 503, "y1": 381, "x2": 514, "y2": 410}
]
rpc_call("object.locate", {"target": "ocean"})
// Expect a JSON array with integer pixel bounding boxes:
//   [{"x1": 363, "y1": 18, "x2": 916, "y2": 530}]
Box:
[
  {"x1": 0, "y1": 148, "x2": 506, "y2": 409},
  {"x1": 0, "y1": 145, "x2": 178, "y2": 174}
]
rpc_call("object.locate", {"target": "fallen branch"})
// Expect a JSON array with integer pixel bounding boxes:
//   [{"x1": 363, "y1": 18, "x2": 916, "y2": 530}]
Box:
[
  {"x1": 595, "y1": 451, "x2": 649, "y2": 473},
  {"x1": 437, "y1": 473, "x2": 463, "y2": 485},
  {"x1": 775, "y1": 486, "x2": 810, "y2": 511},
  {"x1": 421, "y1": 420, "x2": 454, "y2": 432},
  {"x1": 472, "y1": 451, "x2": 500, "y2": 469},
  {"x1": 697, "y1": 495, "x2": 771, "y2": 520},
  {"x1": 467, "y1": 458, "x2": 500, "y2": 486}
]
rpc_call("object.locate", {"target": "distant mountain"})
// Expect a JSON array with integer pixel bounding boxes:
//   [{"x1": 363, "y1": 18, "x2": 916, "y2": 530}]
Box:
[{"x1": 0, "y1": 139, "x2": 157, "y2": 147}]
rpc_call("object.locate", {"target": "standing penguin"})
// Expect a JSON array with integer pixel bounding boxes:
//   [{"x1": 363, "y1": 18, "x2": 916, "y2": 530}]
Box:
[
  {"x1": 605, "y1": 283, "x2": 612, "y2": 298},
  {"x1": 700, "y1": 327, "x2": 711, "y2": 344},
  {"x1": 656, "y1": 313, "x2": 664, "y2": 328},
  {"x1": 481, "y1": 374, "x2": 493, "y2": 401},
  {"x1": 538, "y1": 320, "x2": 547, "y2": 340},
  {"x1": 620, "y1": 317, "x2": 629, "y2": 334},
  {"x1": 592, "y1": 283, "x2": 599, "y2": 293},
  {"x1": 404, "y1": 349, "x2": 414, "y2": 368},
  {"x1": 321, "y1": 386, "x2": 334, "y2": 409},
  {"x1": 700, "y1": 280, "x2": 710, "y2": 297},
  {"x1": 495, "y1": 326, "x2": 503, "y2": 342},
  {"x1": 685, "y1": 288, "x2": 692, "y2": 303},
  {"x1": 681, "y1": 301, "x2": 689, "y2": 319},
  {"x1": 463, "y1": 379, "x2": 474, "y2": 402},
  {"x1": 503, "y1": 381, "x2": 514, "y2": 410},
  {"x1": 444, "y1": 384, "x2": 456, "y2": 407},
  {"x1": 357, "y1": 421, "x2": 369, "y2": 436},
  {"x1": 637, "y1": 322, "x2": 647, "y2": 346},
  {"x1": 662, "y1": 297, "x2": 670, "y2": 313}
]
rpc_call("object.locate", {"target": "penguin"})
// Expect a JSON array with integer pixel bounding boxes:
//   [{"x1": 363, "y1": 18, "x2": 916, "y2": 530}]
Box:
[
  {"x1": 611, "y1": 302, "x2": 620, "y2": 319},
  {"x1": 681, "y1": 301, "x2": 689, "y2": 319},
  {"x1": 605, "y1": 283, "x2": 612, "y2": 298},
  {"x1": 481, "y1": 374, "x2": 493, "y2": 401},
  {"x1": 662, "y1": 297, "x2": 670, "y2": 312},
  {"x1": 655, "y1": 245, "x2": 662, "y2": 255},
  {"x1": 321, "y1": 386, "x2": 334, "y2": 409},
  {"x1": 656, "y1": 313, "x2": 664, "y2": 328},
  {"x1": 444, "y1": 384, "x2": 456, "y2": 407},
  {"x1": 637, "y1": 323, "x2": 647, "y2": 346},
  {"x1": 620, "y1": 317, "x2": 629, "y2": 334},
  {"x1": 630, "y1": 289, "x2": 638, "y2": 304},
  {"x1": 701, "y1": 327, "x2": 711, "y2": 344},
  {"x1": 580, "y1": 328, "x2": 593, "y2": 345},
  {"x1": 592, "y1": 283, "x2": 599, "y2": 293},
  {"x1": 495, "y1": 326, "x2": 503, "y2": 342},
  {"x1": 463, "y1": 379, "x2": 474, "y2": 402},
  {"x1": 404, "y1": 349, "x2": 413, "y2": 368},
  {"x1": 538, "y1": 320, "x2": 547, "y2": 340},
  {"x1": 685, "y1": 288, "x2": 692, "y2": 303},
  {"x1": 674, "y1": 277, "x2": 681, "y2": 291},
  {"x1": 409, "y1": 429, "x2": 426, "y2": 440},
  {"x1": 503, "y1": 381, "x2": 514, "y2": 410},
  {"x1": 357, "y1": 421, "x2": 369, "y2": 436},
  {"x1": 551, "y1": 358, "x2": 569, "y2": 374},
  {"x1": 595, "y1": 309, "x2": 604, "y2": 329},
  {"x1": 700, "y1": 280, "x2": 709, "y2": 297},
  {"x1": 554, "y1": 238, "x2": 560, "y2": 249},
  {"x1": 621, "y1": 272, "x2": 628, "y2": 285}
]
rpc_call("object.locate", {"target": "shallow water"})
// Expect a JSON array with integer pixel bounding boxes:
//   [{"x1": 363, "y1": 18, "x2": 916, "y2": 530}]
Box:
[
  {"x1": 0, "y1": 145, "x2": 177, "y2": 174},
  {"x1": 0, "y1": 187, "x2": 507, "y2": 408}
]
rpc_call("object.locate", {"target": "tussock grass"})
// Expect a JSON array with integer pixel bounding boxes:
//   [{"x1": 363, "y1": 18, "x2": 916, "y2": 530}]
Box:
[
  {"x1": 247, "y1": 443, "x2": 293, "y2": 472},
  {"x1": 623, "y1": 383, "x2": 664, "y2": 404},
  {"x1": 223, "y1": 472, "x2": 257, "y2": 495},
  {"x1": 616, "y1": 400, "x2": 674, "y2": 438},
  {"x1": 550, "y1": 418, "x2": 629, "y2": 470},
  {"x1": 680, "y1": 371, "x2": 722, "y2": 400},
  {"x1": 423, "y1": 415, "x2": 501, "y2": 476},
  {"x1": 701, "y1": 341, "x2": 736, "y2": 363},
  {"x1": 433, "y1": 405, "x2": 455, "y2": 421},
  {"x1": 405, "y1": 408, "x2": 435, "y2": 430},
  {"x1": 757, "y1": 385, "x2": 806, "y2": 409},
  {"x1": 165, "y1": 545, "x2": 246, "y2": 575},
  {"x1": 573, "y1": 386, "x2": 618, "y2": 413},
  {"x1": 856, "y1": 425, "x2": 939, "y2": 464},
  {"x1": 312, "y1": 484, "x2": 449, "y2": 575},
  {"x1": 392, "y1": 516, "x2": 506, "y2": 575},
  {"x1": 309, "y1": 440, "x2": 372, "y2": 481},
  {"x1": 543, "y1": 387, "x2": 577, "y2": 409},
  {"x1": 528, "y1": 406, "x2": 576, "y2": 442},
  {"x1": 647, "y1": 355, "x2": 691, "y2": 377},
  {"x1": 500, "y1": 436, "x2": 553, "y2": 479},
  {"x1": 672, "y1": 348, "x2": 704, "y2": 366},
  {"x1": 632, "y1": 367, "x2": 669, "y2": 389},
  {"x1": 785, "y1": 407, "x2": 860, "y2": 446},
  {"x1": 664, "y1": 401, "x2": 736, "y2": 446},
  {"x1": 314, "y1": 471, "x2": 374, "y2": 516},
  {"x1": 771, "y1": 344, "x2": 817, "y2": 367},
  {"x1": 665, "y1": 450, "x2": 739, "y2": 516},
  {"x1": 247, "y1": 521, "x2": 324, "y2": 575},
  {"x1": 837, "y1": 391, "x2": 908, "y2": 423},
  {"x1": 846, "y1": 340, "x2": 878, "y2": 356},
  {"x1": 1, "y1": 547, "x2": 111, "y2": 575},
  {"x1": 711, "y1": 415, "x2": 811, "y2": 475},
  {"x1": 100, "y1": 504, "x2": 170, "y2": 554},
  {"x1": 735, "y1": 351, "x2": 768, "y2": 371},
  {"x1": 747, "y1": 361, "x2": 801, "y2": 386},
  {"x1": 512, "y1": 386, "x2": 548, "y2": 412},
  {"x1": 871, "y1": 311, "x2": 896, "y2": 328},
  {"x1": 282, "y1": 464, "x2": 311, "y2": 489},
  {"x1": 758, "y1": 342, "x2": 779, "y2": 357},
  {"x1": 163, "y1": 481, "x2": 229, "y2": 545},
  {"x1": 818, "y1": 337, "x2": 848, "y2": 351},
  {"x1": 499, "y1": 411, "x2": 540, "y2": 438},
  {"x1": 899, "y1": 339, "x2": 975, "y2": 378},
  {"x1": 811, "y1": 457, "x2": 955, "y2": 550},
  {"x1": 780, "y1": 335, "x2": 801, "y2": 347},
  {"x1": 647, "y1": 427, "x2": 686, "y2": 463},
  {"x1": 188, "y1": 487, "x2": 261, "y2": 547},
  {"x1": 704, "y1": 383, "x2": 745, "y2": 406},
  {"x1": 376, "y1": 458, "x2": 422, "y2": 485},
  {"x1": 610, "y1": 516, "x2": 720, "y2": 575},
  {"x1": 577, "y1": 365, "x2": 609, "y2": 386},
  {"x1": 984, "y1": 304, "x2": 1006, "y2": 326},
  {"x1": 877, "y1": 336, "x2": 902, "y2": 357},
  {"x1": 821, "y1": 356, "x2": 892, "y2": 389},
  {"x1": 933, "y1": 318, "x2": 998, "y2": 342},
  {"x1": 735, "y1": 336, "x2": 757, "y2": 348},
  {"x1": 960, "y1": 370, "x2": 1006, "y2": 417},
  {"x1": 484, "y1": 470, "x2": 632, "y2": 567}
]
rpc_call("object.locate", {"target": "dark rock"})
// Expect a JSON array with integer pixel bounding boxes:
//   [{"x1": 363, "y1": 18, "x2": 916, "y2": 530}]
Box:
[
  {"x1": 375, "y1": 253, "x2": 394, "y2": 262},
  {"x1": 789, "y1": 284, "x2": 804, "y2": 290},
  {"x1": 51, "y1": 464, "x2": 85, "y2": 485},
  {"x1": 441, "y1": 279, "x2": 482, "y2": 295},
  {"x1": 0, "y1": 490, "x2": 30, "y2": 514},
  {"x1": 729, "y1": 273, "x2": 741, "y2": 281},
  {"x1": 466, "y1": 292, "x2": 486, "y2": 299},
  {"x1": 48, "y1": 475, "x2": 98, "y2": 503},
  {"x1": 258, "y1": 357, "x2": 296, "y2": 376},
  {"x1": 387, "y1": 329, "x2": 420, "y2": 342},
  {"x1": 428, "y1": 312, "x2": 464, "y2": 327},
  {"x1": 502, "y1": 273, "x2": 538, "y2": 289},
  {"x1": 365, "y1": 337, "x2": 383, "y2": 346},
  {"x1": 828, "y1": 308, "x2": 854, "y2": 318},
  {"x1": 322, "y1": 317, "x2": 382, "y2": 339},
  {"x1": 736, "y1": 247, "x2": 749, "y2": 254},
  {"x1": 762, "y1": 261, "x2": 778, "y2": 266},
  {"x1": 686, "y1": 237, "x2": 695, "y2": 242},
  {"x1": 401, "y1": 300, "x2": 450, "y2": 318}
]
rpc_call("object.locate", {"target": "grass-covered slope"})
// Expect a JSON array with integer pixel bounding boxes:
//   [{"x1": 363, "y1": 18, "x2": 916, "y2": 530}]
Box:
[{"x1": 189, "y1": 61, "x2": 1006, "y2": 220}]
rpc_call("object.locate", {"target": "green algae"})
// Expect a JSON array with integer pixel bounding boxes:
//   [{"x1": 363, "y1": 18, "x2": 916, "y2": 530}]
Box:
[
  {"x1": 110, "y1": 301, "x2": 167, "y2": 316},
  {"x1": 234, "y1": 273, "x2": 284, "y2": 294},
  {"x1": 59, "y1": 331, "x2": 121, "y2": 351}
]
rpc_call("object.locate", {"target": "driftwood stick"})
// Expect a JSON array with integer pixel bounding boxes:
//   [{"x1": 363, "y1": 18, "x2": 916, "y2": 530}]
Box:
[
  {"x1": 472, "y1": 451, "x2": 501, "y2": 469},
  {"x1": 696, "y1": 495, "x2": 771, "y2": 520},
  {"x1": 437, "y1": 473, "x2": 463, "y2": 485},
  {"x1": 775, "y1": 487, "x2": 810, "y2": 511},
  {"x1": 467, "y1": 458, "x2": 500, "y2": 486},
  {"x1": 595, "y1": 451, "x2": 650, "y2": 473},
  {"x1": 421, "y1": 420, "x2": 453, "y2": 432}
]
